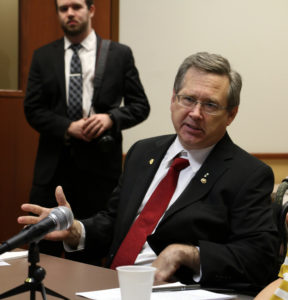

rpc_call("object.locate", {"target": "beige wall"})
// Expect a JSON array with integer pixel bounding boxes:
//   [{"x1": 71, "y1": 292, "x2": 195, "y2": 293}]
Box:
[
  {"x1": 0, "y1": 0, "x2": 18, "y2": 90},
  {"x1": 2, "y1": 1, "x2": 288, "y2": 183},
  {"x1": 262, "y1": 159, "x2": 288, "y2": 184},
  {"x1": 119, "y1": 0, "x2": 288, "y2": 156}
]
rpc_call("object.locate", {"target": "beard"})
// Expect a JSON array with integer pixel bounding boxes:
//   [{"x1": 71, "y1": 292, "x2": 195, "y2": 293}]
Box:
[{"x1": 61, "y1": 19, "x2": 89, "y2": 37}]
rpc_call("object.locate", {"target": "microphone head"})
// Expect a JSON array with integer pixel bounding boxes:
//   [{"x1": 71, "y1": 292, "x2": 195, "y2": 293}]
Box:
[{"x1": 49, "y1": 206, "x2": 74, "y2": 231}]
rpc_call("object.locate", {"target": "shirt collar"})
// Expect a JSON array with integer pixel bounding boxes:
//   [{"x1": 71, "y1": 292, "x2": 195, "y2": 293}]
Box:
[
  {"x1": 64, "y1": 30, "x2": 96, "y2": 51},
  {"x1": 165, "y1": 136, "x2": 215, "y2": 171}
]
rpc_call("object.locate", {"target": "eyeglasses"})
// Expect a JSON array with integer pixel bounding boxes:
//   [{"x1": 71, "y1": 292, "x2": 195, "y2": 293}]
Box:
[{"x1": 175, "y1": 94, "x2": 228, "y2": 115}]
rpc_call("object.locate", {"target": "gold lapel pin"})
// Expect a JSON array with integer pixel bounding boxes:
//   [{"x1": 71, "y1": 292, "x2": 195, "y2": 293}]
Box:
[
  {"x1": 149, "y1": 159, "x2": 154, "y2": 165},
  {"x1": 201, "y1": 172, "x2": 210, "y2": 184},
  {"x1": 201, "y1": 178, "x2": 207, "y2": 184}
]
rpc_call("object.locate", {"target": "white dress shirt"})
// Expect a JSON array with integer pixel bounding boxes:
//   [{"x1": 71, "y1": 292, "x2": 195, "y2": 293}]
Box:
[{"x1": 64, "y1": 30, "x2": 96, "y2": 117}]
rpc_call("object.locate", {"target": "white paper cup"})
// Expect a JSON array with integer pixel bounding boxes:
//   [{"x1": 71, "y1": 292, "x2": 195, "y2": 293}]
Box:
[{"x1": 116, "y1": 265, "x2": 156, "y2": 300}]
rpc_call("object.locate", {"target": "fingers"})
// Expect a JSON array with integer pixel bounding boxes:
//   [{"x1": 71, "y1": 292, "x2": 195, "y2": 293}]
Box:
[
  {"x1": 55, "y1": 186, "x2": 71, "y2": 209},
  {"x1": 152, "y1": 244, "x2": 184, "y2": 282},
  {"x1": 82, "y1": 114, "x2": 112, "y2": 139},
  {"x1": 20, "y1": 203, "x2": 46, "y2": 216},
  {"x1": 152, "y1": 258, "x2": 176, "y2": 282},
  {"x1": 17, "y1": 187, "x2": 73, "y2": 243},
  {"x1": 92, "y1": 126, "x2": 105, "y2": 139},
  {"x1": 83, "y1": 117, "x2": 100, "y2": 138},
  {"x1": 20, "y1": 203, "x2": 51, "y2": 220},
  {"x1": 18, "y1": 203, "x2": 51, "y2": 225},
  {"x1": 18, "y1": 215, "x2": 41, "y2": 226},
  {"x1": 154, "y1": 268, "x2": 169, "y2": 282},
  {"x1": 67, "y1": 119, "x2": 91, "y2": 141}
]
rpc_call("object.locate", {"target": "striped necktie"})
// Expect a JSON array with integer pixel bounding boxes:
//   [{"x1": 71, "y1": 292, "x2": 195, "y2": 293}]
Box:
[{"x1": 67, "y1": 44, "x2": 83, "y2": 121}]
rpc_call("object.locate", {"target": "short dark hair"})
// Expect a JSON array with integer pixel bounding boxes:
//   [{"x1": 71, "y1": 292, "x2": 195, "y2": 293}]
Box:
[
  {"x1": 54, "y1": 0, "x2": 94, "y2": 10},
  {"x1": 173, "y1": 52, "x2": 242, "y2": 110}
]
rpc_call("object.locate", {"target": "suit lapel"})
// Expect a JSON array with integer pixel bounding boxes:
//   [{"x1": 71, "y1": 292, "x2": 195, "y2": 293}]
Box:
[
  {"x1": 135, "y1": 135, "x2": 176, "y2": 195},
  {"x1": 91, "y1": 34, "x2": 103, "y2": 107},
  {"x1": 53, "y1": 39, "x2": 66, "y2": 103},
  {"x1": 160, "y1": 133, "x2": 234, "y2": 223},
  {"x1": 96, "y1": 34, "x2": 102, "y2": 53},
  {"x1": 119, "y1": 135, "x2": 177, "y2": 229}
]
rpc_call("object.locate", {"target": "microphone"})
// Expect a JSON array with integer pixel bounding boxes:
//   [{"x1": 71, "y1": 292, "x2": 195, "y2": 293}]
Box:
[{"x1": 0, "y1": 206, "x2": 74, "y2": 255}]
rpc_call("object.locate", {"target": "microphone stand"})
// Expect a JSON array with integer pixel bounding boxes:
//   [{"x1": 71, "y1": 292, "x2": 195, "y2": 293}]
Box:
[{"x1": 0, "y1": 242, "x2": 69, "y2": 300}]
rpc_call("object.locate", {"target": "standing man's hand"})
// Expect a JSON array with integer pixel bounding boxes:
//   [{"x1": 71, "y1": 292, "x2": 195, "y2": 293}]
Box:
[
  {"x1": 82, "y1": 114, "x2": 113, "y2": 140},
  {"x1": 67, "y1": 119, "x2": 91, "y2": 141},
  {"x1": 152, "y1": 244, "x2": 200, "y2": 282}
]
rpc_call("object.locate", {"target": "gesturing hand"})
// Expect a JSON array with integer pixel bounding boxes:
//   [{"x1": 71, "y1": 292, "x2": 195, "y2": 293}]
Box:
[{"x1": 18, "y1": 186, "x2": 81, "y2": 244}]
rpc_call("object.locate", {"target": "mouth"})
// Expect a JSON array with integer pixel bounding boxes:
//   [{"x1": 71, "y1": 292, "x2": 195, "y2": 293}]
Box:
[
  {"x1": 183, "y1": 122, "x2": 204, "y2": 135},
  {"x1": 67, "y1": 20, "x2": 78, "y2": 26}
]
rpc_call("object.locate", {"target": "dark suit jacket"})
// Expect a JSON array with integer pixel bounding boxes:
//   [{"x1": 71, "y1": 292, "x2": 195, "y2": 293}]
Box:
[
  {"x1": 24, "y1": 34, "x2": 150, "y2": 185},
  {"x1": 82, "y1": 133, "x2": 278, "y2": 287}
]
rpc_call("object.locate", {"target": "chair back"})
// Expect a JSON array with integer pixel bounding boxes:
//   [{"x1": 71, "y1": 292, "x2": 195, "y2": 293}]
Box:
[{"x1": 273, "y1": 179, "x2": 288, "y2": 267}]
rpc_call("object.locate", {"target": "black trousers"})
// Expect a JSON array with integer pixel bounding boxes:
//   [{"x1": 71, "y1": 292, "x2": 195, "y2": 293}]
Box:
[{"x1": 29, "y1": 145, "x2": 119, "y2": 264}]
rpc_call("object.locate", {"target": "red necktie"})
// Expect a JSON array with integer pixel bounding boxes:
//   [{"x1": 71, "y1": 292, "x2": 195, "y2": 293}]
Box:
[{"x1": 110, "y1": 157, "x2": 189, "y2": 269}]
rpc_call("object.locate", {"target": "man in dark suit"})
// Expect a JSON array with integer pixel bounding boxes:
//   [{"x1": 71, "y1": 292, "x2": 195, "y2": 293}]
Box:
[
  {"x1": 20, "y1": 52, "x2": 278, "y2": 288},
  {"x1": 24, "y1": 0, "x2": 149, "y2": 258}
]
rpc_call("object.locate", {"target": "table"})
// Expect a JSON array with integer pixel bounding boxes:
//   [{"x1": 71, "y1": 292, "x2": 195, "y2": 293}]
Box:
[
  {"x1": 0, "y1": 253, "x2": 118, "y2": 299},
  {"x1": 0, "y1": 253, "x2": 253, "y2": 300}
]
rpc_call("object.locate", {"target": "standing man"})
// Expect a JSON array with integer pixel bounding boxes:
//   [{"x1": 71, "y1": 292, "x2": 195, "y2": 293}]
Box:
[
  {"x1": 24, "y1": 0, "x2": 149, "y2": 259},
  {"x1": 20, "y1": 52, "x2": 278, "y2": 289}
]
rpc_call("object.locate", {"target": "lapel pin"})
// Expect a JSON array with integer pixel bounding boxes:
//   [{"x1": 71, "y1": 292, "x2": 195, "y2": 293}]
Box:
[
  {"x1": 149, "y1": 159, "x2": 154, "y2": 165},
  {"x1": 201, "y1": 173, "x2": 210, "y2": 184},
  {"x1": 201, "y1": 178, "x2": 207, "y2": 184}
]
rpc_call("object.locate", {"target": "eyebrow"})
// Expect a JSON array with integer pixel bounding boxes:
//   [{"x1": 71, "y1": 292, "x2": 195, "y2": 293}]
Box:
[{"x1": 183, "y1": 94, "x2": 220, "y2": 104}]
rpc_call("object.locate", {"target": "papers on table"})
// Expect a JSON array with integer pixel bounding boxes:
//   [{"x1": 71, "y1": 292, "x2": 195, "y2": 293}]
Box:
[
  {"x1": 76, "y1": 282, "x2": 236, "y2": 300},
  {"x1": 0, "y1": 251, "x2": 28, "y2": 266}
]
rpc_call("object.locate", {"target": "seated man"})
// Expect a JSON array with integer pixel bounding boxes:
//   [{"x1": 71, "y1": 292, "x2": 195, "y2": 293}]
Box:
[{"x1": 18, "y1": 52, "x2": 278, "y2": 289}]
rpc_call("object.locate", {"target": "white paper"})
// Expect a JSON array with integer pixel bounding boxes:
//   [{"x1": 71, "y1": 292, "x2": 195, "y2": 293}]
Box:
[
  {"x1": 76, "y1": 286, "x2": 235, "y2": 300},
  {"x1": 0, "y1": 251, "x2": 28, "y2": 263},
  {"x1": 76, "y1": 288, "x2": 120, "y2": 300}
]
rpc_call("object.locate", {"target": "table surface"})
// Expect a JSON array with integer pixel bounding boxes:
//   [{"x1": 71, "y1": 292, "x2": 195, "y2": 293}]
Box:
[{"x1": 0, "y1": 252, "x2": 253, "y2": 300}]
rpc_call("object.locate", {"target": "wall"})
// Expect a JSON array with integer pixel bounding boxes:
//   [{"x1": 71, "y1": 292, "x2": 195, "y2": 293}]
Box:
[
  {"x1": 263, "y1": 159, "x2": 288, "y2": 184},
  {"x1": 0, "y1": 0, "x2": 18, "y2": 90},
  {"x1": 119, "y1": 0, "x2": 288, "y2": 156}
]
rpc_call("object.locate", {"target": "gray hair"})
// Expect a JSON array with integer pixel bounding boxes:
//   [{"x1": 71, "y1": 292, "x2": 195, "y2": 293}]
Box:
[{"x1": 173, "y1": 52, "x2": 242, "y2": 110}]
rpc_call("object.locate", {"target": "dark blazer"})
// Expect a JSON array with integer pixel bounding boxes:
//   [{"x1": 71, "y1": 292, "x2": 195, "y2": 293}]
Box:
[
  {"x1": 24, "y1": 34, "x2": 150, "y2": 185},
  {"x1": 82, "y1": 133, "x2": 278, "y2": 287}
]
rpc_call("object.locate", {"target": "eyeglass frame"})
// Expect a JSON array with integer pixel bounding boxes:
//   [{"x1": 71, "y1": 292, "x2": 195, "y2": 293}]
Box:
[{"x1": 175, "y1": 94, "x2": 230, "y2": 115}]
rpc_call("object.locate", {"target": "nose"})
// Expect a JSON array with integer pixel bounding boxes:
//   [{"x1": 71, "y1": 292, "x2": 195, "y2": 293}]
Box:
[
  {"x1": 67, "y1": 7, "x2": 75, "y2": 16},
  {"x1": 188, "y1": 102, "x2": 203, "y2": 119}
]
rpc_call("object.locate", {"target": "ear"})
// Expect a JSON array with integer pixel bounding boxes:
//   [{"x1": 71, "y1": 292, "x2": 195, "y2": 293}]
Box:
[
  {"x1": 170, "y1": 90, "x2": 177, "y2": 112},
  {"x1": 89, "y1": 4, "x2": 95, "y2": 18},
  {"x1": 171, "y1": 90, "x2": 177, "y2": 103},
  {"x1": 226, "y1": 106, "x2": 238, "y2": 126}
]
